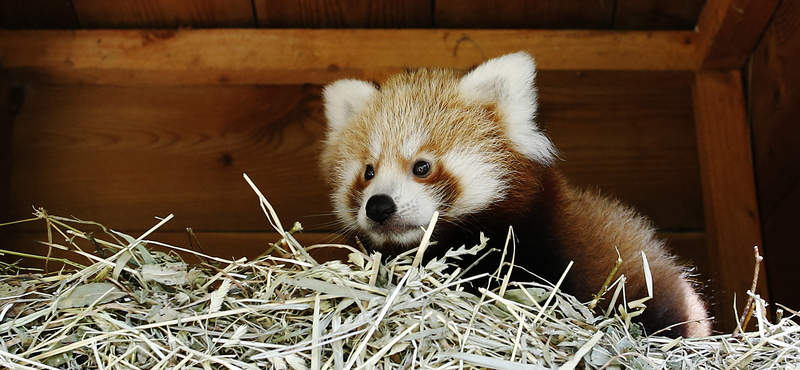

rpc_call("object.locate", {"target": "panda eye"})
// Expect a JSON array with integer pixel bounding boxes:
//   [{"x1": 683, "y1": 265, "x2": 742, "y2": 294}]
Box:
[
  {"x1": 412, "y1": 161, "x2": 431, "y2": 177},
  {"x1": 364, "y1": 164, "x2": 375, "y2": 180}
]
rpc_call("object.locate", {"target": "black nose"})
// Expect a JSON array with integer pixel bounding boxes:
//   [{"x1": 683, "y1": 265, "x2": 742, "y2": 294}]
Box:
[{"x1": 365, "y1": 194, "x2": 396, "y2": 224}]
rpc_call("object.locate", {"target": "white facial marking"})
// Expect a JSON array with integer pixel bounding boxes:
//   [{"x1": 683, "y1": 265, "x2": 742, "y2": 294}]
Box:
[
  {"x1": 402, "y1": 129, "x2": 426, "y2": 160},
  {"x1": 368, "y1": 133, "x2": 382, "y2": 160},
  {"x1": 441, "y1": 148, "x2": 508, "y2": 216}
]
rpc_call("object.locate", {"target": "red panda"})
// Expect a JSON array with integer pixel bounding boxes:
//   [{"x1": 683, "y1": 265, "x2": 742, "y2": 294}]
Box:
[{"x1": 319, "y1": 52, "x2": 711, "y2": 338}]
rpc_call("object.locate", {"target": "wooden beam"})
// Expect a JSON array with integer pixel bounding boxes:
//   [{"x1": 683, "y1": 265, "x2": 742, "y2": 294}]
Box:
[
  {"x1": 434, "y1": 0, "x2": 615, "y2": 29},
  {"x1": 255, "y1": 0, "x2": 433, "y2": 28},
  {"x1": 692, "y1": 70, "x2": 767, "y2": 333},
  {"x1": 695, "y1": 0, "x2": 780, "y2": 69},
  {"x1": 613, "y1": 0, "x2": 704, "y2": 30},
  {"x1": 0, "y1": 0, "x2": 79, "y2": 29},
  {"x1": 0, "y1": 29, "x2": 698, "y2": 86},
  {"x1": 72, "y1": 0, "x2": 257, "y2": 28}
]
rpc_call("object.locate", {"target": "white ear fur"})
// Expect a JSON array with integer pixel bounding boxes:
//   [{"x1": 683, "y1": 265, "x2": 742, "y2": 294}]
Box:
[
  {"x1": 458, "y1": 52, "x2": 556, "y2": 163},
  {"x1": 323, "y1": 79, "x2": 378, "y2": 136}
]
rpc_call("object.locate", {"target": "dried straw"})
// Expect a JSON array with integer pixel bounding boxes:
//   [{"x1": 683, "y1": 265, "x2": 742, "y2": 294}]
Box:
[{"x1": 0, "y1": 174, "x2": 797, "y2": 369}]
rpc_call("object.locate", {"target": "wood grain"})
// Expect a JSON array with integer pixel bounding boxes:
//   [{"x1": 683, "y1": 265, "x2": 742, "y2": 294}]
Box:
[
  {"x1": 749, "y1": 0, "x2": 800, "y2": 315},
  {"x1": 0, "y1": 29, "x2": 700, "y2": 87},
  {"x1": 613, "y1": 0, "x2": 704, "y2": 30},
  {"x1": 539, "y1": 71, "x2": 703, "y2": 231},
  {"x1": 750, "y1": 0, "x2": 800, "y2": 218},
  {"x1": 693, "y1": 70, "x2": 767, "y2": 333},
  {"x1": 72, "y1": 0, "x2": 256, "y2": 28},
  {"x1": 695, "y1": 0, "x2": 780, "y2": 69},
  {"x1": 0, "y1": 0, "x2": 709, "y2": 31},
  {"x1": 7, "y1": 72, "x2": 702, "y2": 234},
  {"x1": 758, "y1": 185, "x2": 800, "y2": 314},
  {"x1": 435, "y1": 0, "x2": 614, "y2": 29},
  {"x1": 1, "y1": 70, "x2": 14, "y2": 229},
  {"x1": 255, "y1": 0, "x2": 432, "y2": 28},
  {"x1": 0, "y1": 0, "x2": 79, "y2": 29},
  {"x1": 8, "y1": 84, "x2": 334, "y2": 233}
]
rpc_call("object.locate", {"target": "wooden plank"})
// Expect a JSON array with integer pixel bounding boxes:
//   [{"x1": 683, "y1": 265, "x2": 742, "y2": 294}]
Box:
[
  {"x1": 663, "y1": 232, "x2": 709, "y2": 275},
  {"x1": 7, "y1": 84, "x2": 335, "y2": 233},
  {"x1": 435, "y1": 0, "x2": 614, "y2": 29},
  {"x1": 0, "y1": 29, "x2": 699, "y2": 87},
  {"x1": 749, "y1": 0, "x2": 800, "y2": 316},
  {"x1": 693, "y1": 70, "x2": 767, "y2": 333},
  {"x1": 0, "y1": 69, "x2": 16, "y2": 229},
  {"x1": 6, "y1": 72, "x2": 702, "y2": 234},
  {"x1": 255, "y1": 0, "x2": 432, "y2": 28},
  {"x1": 749, "y1": 0, "x2": 800, "y2": 218},
  {"x1": 759, "y1": 184, "x2": 800, "y2": 316},
  {"x1": 695, "y1": 0, "x2": 780, "y2": 69},
  {"x1": 0, "y1": 0, "x2": 79, "y2": 29},
  {"x1": 72, "y1": 0, "x2": 256, "y2": 28},
  {"x1": 539, "y1": 71, "x2": 703, "y2": 231},
  {"x1": 613, "y1": 0, "x2": 704, "y2": 30},
  {"x1": 759, "y1": 184, "x2": 800, "y2": 314}
]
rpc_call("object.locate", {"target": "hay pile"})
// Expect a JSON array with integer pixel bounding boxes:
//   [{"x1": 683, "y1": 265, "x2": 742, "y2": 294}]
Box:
[{"x1": 0, "y1": 175, "x2": 798, "y2": 370}]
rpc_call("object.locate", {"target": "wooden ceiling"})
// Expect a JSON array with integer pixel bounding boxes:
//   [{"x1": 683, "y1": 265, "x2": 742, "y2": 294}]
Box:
[{"x1": 1, "y1": 0, "x2": 706, "y2": 30}]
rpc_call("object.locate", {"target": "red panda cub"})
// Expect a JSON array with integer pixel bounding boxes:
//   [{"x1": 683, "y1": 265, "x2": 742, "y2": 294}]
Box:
[{"x1": 320, "y1": 52, "x2": 711, "y2": 338}]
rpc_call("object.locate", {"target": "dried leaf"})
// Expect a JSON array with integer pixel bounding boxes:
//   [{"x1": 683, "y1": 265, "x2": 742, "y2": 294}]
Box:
[
  {"x1": 140, "y1": 262, "x2": 189, "y2": 286},
  {"x1": 57, "y1": 282, "x2": 125, "y2": 309}
]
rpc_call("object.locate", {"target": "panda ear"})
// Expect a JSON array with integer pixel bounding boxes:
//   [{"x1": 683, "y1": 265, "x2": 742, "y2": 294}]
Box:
[
  {"x1": 322, "y1": 79, "x2": 377, "y2": 135},
  {"x1": 458, "y1": 52, "x2": 556, "y2": 163}
]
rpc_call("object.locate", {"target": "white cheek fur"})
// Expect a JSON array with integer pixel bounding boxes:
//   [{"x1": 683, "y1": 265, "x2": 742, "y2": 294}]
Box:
[{"x1": 440, "y1": 149, "x2": 508, "y2": 216}]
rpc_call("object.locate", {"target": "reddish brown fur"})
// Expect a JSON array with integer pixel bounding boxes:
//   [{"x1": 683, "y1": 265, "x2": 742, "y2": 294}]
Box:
[{"x1": 424, "y1": 163, "x2": 711, "y2": 338}]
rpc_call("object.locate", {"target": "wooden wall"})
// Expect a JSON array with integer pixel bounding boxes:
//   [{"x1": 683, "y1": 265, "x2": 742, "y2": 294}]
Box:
[
  {"x1": 1, "y1": 0, "x2": 704, "y2": 30},
  {"x1": 750, "y1": 0, "x2": 800, "y2": 314},
  {"x1": 4, "y1": 71, "x2": 704, "y2": 249}
]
